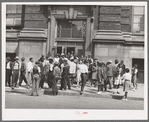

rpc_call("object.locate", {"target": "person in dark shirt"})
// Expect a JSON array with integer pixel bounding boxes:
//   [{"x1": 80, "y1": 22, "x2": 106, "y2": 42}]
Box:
[
  {"x1": 30, "y1": 61, "x2": 41, "y2": 96},
  {"x1": 6, "y1": 57, "x2": 12, "y2": 87},
  {"x1": 61, "y1": 59, "x2": 70, "y2": 90},
  {"x1": 18, "y1": 57, "x2": 28, "y2": 88},
  {"x1": 106, "y1": 61, "x2": 114, "y2": 89}
]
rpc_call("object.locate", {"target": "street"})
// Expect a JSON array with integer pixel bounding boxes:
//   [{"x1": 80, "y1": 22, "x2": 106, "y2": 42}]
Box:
[{"x1": 5, "y1": 91, "x2": 144, "y2": 109}]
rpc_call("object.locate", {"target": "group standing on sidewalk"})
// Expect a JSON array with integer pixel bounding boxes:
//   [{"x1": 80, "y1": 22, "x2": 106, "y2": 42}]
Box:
[{"x1": 6, "y1": 52, "x2": 138, "y2": 100}]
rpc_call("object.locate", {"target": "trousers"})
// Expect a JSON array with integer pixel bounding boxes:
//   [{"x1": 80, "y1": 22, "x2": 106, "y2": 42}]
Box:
[
  {"x1": 107, "y1": 76, "x2": 113, "y2": 89},
  {"x1": 61, "y1": 75, "x2": 70, "y2": 90},
  {"x1": 19, "y1": 72, "x2": 28, "y2": 85},
  {"x1": 30, "y1": 74, "x2": 40, "y2": 95},
  {"x1": 6, "y1": 69, "x2": 12, "y2": 86},
  {"x1": 12, "y1": 70, "x2": 19, "y2": 87},
  {"x1": 81, "y1": 73, "x2": 87, "y2": 92}
]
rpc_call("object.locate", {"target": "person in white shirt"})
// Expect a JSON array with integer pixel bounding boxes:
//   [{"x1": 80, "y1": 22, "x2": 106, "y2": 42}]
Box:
[
  {"x1": 27, "y1": 57, "x2": 34, "y2": 87},
  {"x1": 122, "y1": 68, "x2": 131, "y2": 101},
  {"x1": 76, "y1": 60, "x2": 82, "y2": 88},
  {"x1": 79, "y1": 60, "x2": 88, "y2": 95},
  {"x1": 69, "y1": 58, "x2": 76, "y2": 86}
]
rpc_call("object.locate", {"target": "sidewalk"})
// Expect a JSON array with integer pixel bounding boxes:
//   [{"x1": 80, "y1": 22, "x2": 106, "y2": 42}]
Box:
[{"x1": 5, "y1": 81, "x2": 144, "y2": 101}]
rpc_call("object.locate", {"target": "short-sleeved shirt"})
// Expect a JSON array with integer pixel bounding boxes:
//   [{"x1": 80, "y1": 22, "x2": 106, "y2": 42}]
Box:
[{"x1": 123, "y1": 73, "x2": 131, "y2": 81}]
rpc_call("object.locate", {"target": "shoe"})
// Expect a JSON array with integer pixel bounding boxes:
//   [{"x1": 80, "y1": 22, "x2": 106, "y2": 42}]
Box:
[
  {"x1": 97, "y1": 92, "x2": 102, "y2": 94},
  {"x1": 30, "y1": 94, "x2": 33, "y2": 96},
  {"x1": 36, "y1": 94, "x2": 39, "y2": 96},
  {"x1": 80, "y1": 91, "x2": 83, "y2": 95},
  {"x1": 117, "y1": 92, "x2": 120, "y2": 94},
  {"x1": 11, "y1": 87, "x2": 14, "y2": 90},
  {"x1": 122, "y1": 98, "x2": 126, "y2": 101}
]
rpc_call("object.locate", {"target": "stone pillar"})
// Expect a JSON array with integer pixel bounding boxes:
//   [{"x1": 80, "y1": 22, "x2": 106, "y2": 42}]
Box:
[
  {"x1": 47, "y1": 18, "x2": 51, "y2": 55},
  {"x1": 49, "y1": 15, "x2": 56, "y2": 57},
  {"x1": 85, "y1": 18, "x2": 91, "y2": 56}
]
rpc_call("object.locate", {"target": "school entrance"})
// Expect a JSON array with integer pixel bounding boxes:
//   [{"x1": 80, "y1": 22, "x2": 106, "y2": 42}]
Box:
[{"x1": 132, "y1": 58, "x2": 144, "y2": 83}]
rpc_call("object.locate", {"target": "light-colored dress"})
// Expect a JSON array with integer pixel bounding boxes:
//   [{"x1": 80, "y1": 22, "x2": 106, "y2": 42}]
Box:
[{"x1": 123, "y1": 73, "x2": 131, "y2": 92}]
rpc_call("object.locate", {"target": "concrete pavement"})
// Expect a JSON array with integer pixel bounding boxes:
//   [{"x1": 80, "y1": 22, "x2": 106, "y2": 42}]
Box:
[{"x1": 5, "y1": 81, "x2": 144, "y2": 101}]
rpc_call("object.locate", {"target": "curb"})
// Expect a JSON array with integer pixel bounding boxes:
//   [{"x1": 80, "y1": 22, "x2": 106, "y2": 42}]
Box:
[{"x1": 5, "y1": 87, "x2": 144, "y2": 101}]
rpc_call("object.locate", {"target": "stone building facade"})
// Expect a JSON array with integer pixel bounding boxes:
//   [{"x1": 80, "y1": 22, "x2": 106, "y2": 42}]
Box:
[{"x1": 6, "y1": 5, "x2": 145, "y2": 83}]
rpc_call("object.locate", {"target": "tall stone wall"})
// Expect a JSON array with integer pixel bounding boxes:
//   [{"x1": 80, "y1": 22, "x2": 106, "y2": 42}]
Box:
[
  {"x1": 98, "y1": 6, "x2": 132, "y2": 32},
  {"x1": 94, "y1": 43, "x2": 124, "y2": 63},
  {"x1": 18, "y1": 40, "x2": 46, "y2": 63},
  {"x1": 24, "y1": 5, "x2": 48, "y2": 28}
]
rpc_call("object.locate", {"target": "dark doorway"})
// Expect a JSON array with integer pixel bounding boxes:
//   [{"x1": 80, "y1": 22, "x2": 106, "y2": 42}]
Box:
[
  {"x1": 132, "y1": 58, "x2": 144, "y2": 83},
  {"x1": 57, "y1": 47, "x2": 62, "y2": 55},
  {"x1": 78, "y1": 49, "x2": 83, "y2": 57},
  {"x1": 67, "y1": 47, "x2": 75, "y2": 54},
  {"x1": 6, "y1": 53, "x2": 16, "y2": 62}
]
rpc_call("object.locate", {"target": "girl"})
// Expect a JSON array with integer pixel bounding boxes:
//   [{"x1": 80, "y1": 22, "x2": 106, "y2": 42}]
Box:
[{"x1": 122, "y1": 68, "x2": 131, "y2": 101}]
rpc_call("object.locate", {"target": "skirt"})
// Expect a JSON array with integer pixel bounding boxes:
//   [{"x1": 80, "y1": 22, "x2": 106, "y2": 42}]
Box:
[
  {"x1": 114, "y1": 75, "x2": 121, "y2": 85},
  {"x1": 123, "y1": 81, "x2": 130, "y2": 92}
]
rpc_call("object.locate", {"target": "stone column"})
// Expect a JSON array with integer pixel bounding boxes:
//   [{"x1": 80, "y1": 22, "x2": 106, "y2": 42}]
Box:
[
  {"x1": 49, "y1": 15, "x2": 56, "y2": 57},
  {"x1": 85, "y1": 18, "x2": 91, "y2": 56},
  {"x1": 47, "y1": 18, "x2": 51, "y2": 55}
]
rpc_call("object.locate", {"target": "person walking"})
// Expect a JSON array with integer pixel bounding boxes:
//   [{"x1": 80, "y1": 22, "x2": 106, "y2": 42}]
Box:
[
  {"x1": 6, "y1": 57, "x2": 12, "y2": 87},
  {"x1": 27, "y1": 57, "x2": 34, "y2": 88},
  {"x1": 11, "y1": 56, "x2": 20, "y2": 89},
  {"x1": 79, "y1": 60, "x2": 88, "y2": 95},
  {"x1": 30, "y1": 61, "x2": 41, "y2": 96},
  {"x1": 18, "y1": 57, "x2": 28, "y2": 88}
]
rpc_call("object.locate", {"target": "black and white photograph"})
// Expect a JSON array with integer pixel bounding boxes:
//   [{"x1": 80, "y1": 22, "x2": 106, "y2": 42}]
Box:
[{"x1": 2, "y1": 1, "x2": 148, "y2": 120}]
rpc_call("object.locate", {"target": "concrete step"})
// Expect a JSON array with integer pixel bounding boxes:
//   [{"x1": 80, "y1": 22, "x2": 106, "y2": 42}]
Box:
[{"x1": 5, "y1": 84, "x2": 144, "y2": 101}]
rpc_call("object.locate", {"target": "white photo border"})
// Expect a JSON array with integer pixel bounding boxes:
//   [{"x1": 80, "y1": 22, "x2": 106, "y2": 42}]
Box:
[{"x1": 2, "y1": 1, "x2": 148, "y2": 120}]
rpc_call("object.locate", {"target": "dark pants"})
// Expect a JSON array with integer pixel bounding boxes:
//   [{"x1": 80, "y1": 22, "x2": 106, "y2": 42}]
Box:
[
  {"x1": 19, "y1": 72, "x2": 28, "y2": 85},
  {"x1": 81, "y1": 73, "x2": 87, "y2": 92},
  {"x1": 51, "y1": 78, "x2": 58, "y2": 95},
  {"x1": 30, "y1": 74, "x2": 40, "y2": 95},
  {"x1": 61, "y1": 75, "x2": 70, "y2": 90},
  {"x1": 6, "y1": 69, "x2": 12, "y2": 86},
  {"x1": 12, "y1": 70, "x2": 19, "y2": 87},
  {"x1": 107, "y1": 76, "x2": 113, "y2": 89},
  {"x1": 98, "y1": 79, "x2": 104, "y2": 92},
  {"x1": 39, "y1": 74, "x2": 45, "y2": 88}
]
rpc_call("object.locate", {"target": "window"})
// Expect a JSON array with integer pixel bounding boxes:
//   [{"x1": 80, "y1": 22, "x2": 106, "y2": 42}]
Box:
[
  {"x1": 6, "y1": 5, "x2": 22, "y2": 27},
  {"x1": 132, "y1": 6, "x2": 145, "y2": 34},
  {"x1": 57, "y1": 20, "x2": 86, "y2": 38}
]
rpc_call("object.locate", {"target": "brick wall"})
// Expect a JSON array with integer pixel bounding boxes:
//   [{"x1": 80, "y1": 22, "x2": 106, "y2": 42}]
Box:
[
  {"x1": 98, "y1": 6, "x2": 132, "y2": 32},
  {"x1": 24, "y1": 5, "x2": 48, "y2": 28}
]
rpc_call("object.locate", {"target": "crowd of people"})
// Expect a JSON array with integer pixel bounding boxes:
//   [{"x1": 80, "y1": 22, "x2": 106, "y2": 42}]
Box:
[{"x1": 6, "y1": 51, "x2": 138, "y2": 101}]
